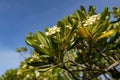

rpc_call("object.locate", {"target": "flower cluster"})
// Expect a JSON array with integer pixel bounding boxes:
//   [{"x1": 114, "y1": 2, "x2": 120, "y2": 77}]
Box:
[
  {"x1": 39, "y1": 44, "x2": 45, "y2": 48},
  {"x1": 35, "y1": 70, "x2": 40, "y2": 78},
  {"x1": 30, "y1": 53, "x2": 40, "y2": 62},
  {"x1": 83, "y1": 14, "x2": 101, "y2": 26},
  {"x1": 45, "y1": 26, "x2": 60, "y2": 36},
  {"x1": 116, "y1": 8, "x2": 120, "y2": 13},
  {"x1": 66, "y1": 25, "x2": 72, "y2": 29}
]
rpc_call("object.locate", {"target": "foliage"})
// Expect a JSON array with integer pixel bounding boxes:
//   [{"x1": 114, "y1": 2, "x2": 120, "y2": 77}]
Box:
[
  {"x1": 0, "y1": 69, "x2": 19, "y2": 80},
  {"x1": 1, "y1": 6, "x2": 120, "y2": 80},
  {"x1": 0, "y1": 55, "x2": 66, "y2": 80},
  {"x1": 25, "y1": 6, "x2": 120, "y2": 80}
]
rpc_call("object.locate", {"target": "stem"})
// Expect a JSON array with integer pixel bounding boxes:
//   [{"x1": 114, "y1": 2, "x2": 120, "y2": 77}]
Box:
[
  {"x1": 93, "y1": 41, "x2": 116, "y2": 64},
  {"x1": 63, "y1": 71, "x2": 72, "y2": 80},
  {"x1": 88, "y1": 61, "x2": 120, "y2": 80},
  {"x1": 63, "y1": 65, "x2": 79, "y2": 80},
  {"x1": 68, "y1": 58, "x2": 86, "y2": 69},
  {"x1": 59, "y1": 50, "x2": 79, "y2": 80}
]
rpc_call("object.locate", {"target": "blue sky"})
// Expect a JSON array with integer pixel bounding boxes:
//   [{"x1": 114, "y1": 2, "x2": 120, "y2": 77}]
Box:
[{"x1": 0, "y1": 0, "x2": 120, "y2": 76}]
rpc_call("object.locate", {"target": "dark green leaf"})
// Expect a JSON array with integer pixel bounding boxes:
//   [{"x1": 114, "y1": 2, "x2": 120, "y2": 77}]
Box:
[
  {"x1": 88, "y1": 6, "x2": 96, "y2": 15},
  {"x1": 100, "y1": 7, "x2": 108, "y2": 21},
  {"x1": 27, "y1": 61, "x2": 50, "y2": 67},
  {"x1": 67, "y1": 22, "x2": 78, "y2": 39},
  {"x1": 57, "y1": 20, "x2": 66, "y2": 39},
  {"x1": 80, "y1": 6, "x2": 86, "y2": 15},
  {"x1": 76, "y1": 10, "x2": 86, "y2": 21}
]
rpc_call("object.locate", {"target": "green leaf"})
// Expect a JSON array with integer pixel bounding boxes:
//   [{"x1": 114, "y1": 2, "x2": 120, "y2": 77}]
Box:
[
  {"x1": 45, "y1": 27, "x2": 49, "y2": 32},
  {"x1": 25, "y1": 37, "x2": 34, "y2": 46},
  {"x1": 67, "y1": 22, "x2": 78, "y2": 39},
  {"x1": 38, "y1": 68, "x2": 51, "y2": 72},
  {"x1": 76, "y1": 10, "x2": 86, "y2": 21},
  {"x1": 88, "y1": 6, "x2": 96, "y2": 15},
  {"x1": 80, "y1": 6, "x2": 86, "y2": 15},
  {"x1": 27, "y1": 61, "x2": 50, "y2": 67},
  {"x1": 40, "y1": 55, "x2": 50, "y2": 58},
  {"x1": 34, "y1": 44, "x2": 49, "y2": 55},
  {"x1": 57, "y1": 20, "x2": 66, "y2": 39},
  {"x1": 67, "y1": 38, "x2": 79, "y2": 50},
  {"x1": 27, "y1": 32, "x2": 34, "y2": 38},
  {"x1": 107, "y1": 32, "x2": 119, "y2": 44},
  {"x1": 16, "y1": 47, "x2": 27, "y2": 53},
  {"x1": 97, "y1": 20, "x2": 109, "y2": 33},
  {"x1": 67, "y1": 16, "x2": 74, "y2": 25},
  {"x1": 36, "y1": 31, "x2": 49, "y2": 48},
  {"x1": 50, "y1": 37, "x2": 59, "y2": 51},
  {"x1": 93, "y1": 21, "x2": 111, "y2": 39},
  {"x1": 100, "y1": 7, "x2": 108, "y2": 21},
  {"x1": 25, "y1": 38, "x2": 49, "y2": 55}
]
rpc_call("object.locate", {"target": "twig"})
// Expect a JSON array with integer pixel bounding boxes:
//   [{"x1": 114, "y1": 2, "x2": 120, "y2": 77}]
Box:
[
  {"x1": 104, "y1": 61, "x2": 120, "y2": 71},
  {"x1": 88, "y1": 61, "x2": 120, "y2": 80},
  {"x1": 60, "y1": 51, "x2": 80, "y2": 80},
  {"x1": 93, "y1": 41, "x2": 117, "y2": 64},
  {"x1": 63, "y1": 71, "x2": 72, "y2": 80},
  {"x1": 68, "y1": 58, "x2": 86, "y2": 69},
  {"x1": 61, "y1": 64, "x2": 79, "y2": 80},
  {"x1": 71, "y1": 69, "x2": 103, "y2": 72}
]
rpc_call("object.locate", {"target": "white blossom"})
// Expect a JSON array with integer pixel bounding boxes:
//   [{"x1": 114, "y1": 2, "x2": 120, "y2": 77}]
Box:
[
  {"x1": 39, "y1": 44, "x2": 45, "y2": 48},
  {"x1": 17, "y1": 69, "x2": 22, "y2": 75},
  {"x1": 45, "y1": 26, "x2": 60, "y2": 36},
  {"x1": 26, "y1": 74, "x2": 30, "y2": 78},
  {"x1": 35, "y1": 70, "x2": 40, "y2": 77},
  {"x1": 32, "y1": 54, "x2": 39, "y2": 58},
  {"x1": 30, "y1": 58, "x2": 34, "y2": 62},
  {"x1": 105, "y1": 16, "x2": 109, "y2": 20},
  {"x1": 22, "y1": 64, "x2": 27, "y2": 68},
  {"x1": 66, "y1": 25, "x2": 72, "y2": 29},
  {"x1": 116, "y1": 8, "x2": 120, "y2": 12},
  {"x1": 83, "y1": 14, "x2": 101, "y2": 26},
  {"x1": 29, "y1": 54, "x2": 39, "y2": 61}
]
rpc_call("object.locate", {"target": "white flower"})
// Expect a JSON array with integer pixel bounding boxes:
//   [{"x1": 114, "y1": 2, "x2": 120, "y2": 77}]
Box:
[
  {"x1": 17, "y1": 69, "x2": 22, "y2": 75},
  {"x1": 17, "y1": 71, "x2": 21, "y2": 75},
  {"x1": 45, "y1": 26, "x2": 60, "y2": 36},
  {"x1": 66, "y1": 25, "x2": 72, "y2": 29},
  {"x1": 83, "y1": 14, "x2": 101, "y2": 26},
  {"x1": 45, "y1": 32, "x2": 50, "y2": 36},
  {"x1": 30, "y1": 58, "x2": 34, "y2": 62},
  {"x1": 105, "y1": 16, "x2": 109, "y2": 20},
  {"x1": 22, "y1": 64, "x2": 27, "y2": 68},
  {"x1": 39, "y1": 44, "x2": 45, "y2": 48},
  {"x1": 116, "y1": 8, "x2": 120, "y2": 12},
  {"x1": 83, "y1": 23, "x2": 87, "y2": 27},
  {"x1": 30, "y1": 54, "x2": 39, "y2": 61},
  {"x1": 26, "y1": 74, "x2": 30, "y2": 78},
  {"x1": 35, "y1": 70, "x2": 40, "y2": 77},
  {"x1": 114, "y1": 23, "x2": 119, "y2": 26}
]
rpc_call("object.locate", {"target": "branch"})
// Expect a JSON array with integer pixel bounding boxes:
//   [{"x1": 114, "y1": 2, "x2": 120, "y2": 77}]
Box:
[
  {"x1": 89, "y1": 61, "x2": 120, "y2": 80},
  {"x1": 59, "y1": 51, "x2": 80, "y2": 80},
  {"x1": 93, "y1": 41, "x2": 117, "y2": 64},
  {"x1": 68, "y1": 58, "x2": 86, "y2": 69},
  {"x1": 62, "y1": 66, "x2": 79, "y2": 80}
]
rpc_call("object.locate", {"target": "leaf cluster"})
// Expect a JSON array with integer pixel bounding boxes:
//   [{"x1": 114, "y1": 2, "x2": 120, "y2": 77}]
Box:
[{"x1": 16, "y1": 6, "x2": 120, "y2": 80}]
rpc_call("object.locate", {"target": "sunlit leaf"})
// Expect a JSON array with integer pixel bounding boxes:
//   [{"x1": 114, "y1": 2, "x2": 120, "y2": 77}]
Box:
[
  {"x1": 97, "y1": 29, "x2": 116, "y2": 40},
  {"x1": 36, "y1": 31, "x2": 49, "y2": 48}
]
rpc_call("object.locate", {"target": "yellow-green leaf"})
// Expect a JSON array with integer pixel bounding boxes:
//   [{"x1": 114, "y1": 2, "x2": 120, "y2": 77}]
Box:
[{"x1": 97, "y1": 29, "x2": 116, "y2": 40}]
